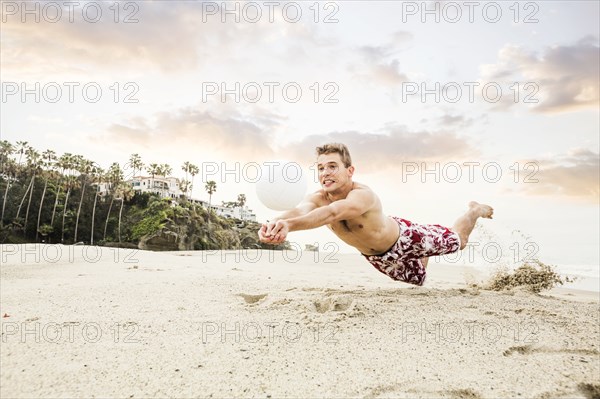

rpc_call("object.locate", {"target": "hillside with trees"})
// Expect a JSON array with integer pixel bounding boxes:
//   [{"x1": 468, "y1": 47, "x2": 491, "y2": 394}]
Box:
[{"x1": 0, "y1": 141, "x2": 287, "y2": 251}]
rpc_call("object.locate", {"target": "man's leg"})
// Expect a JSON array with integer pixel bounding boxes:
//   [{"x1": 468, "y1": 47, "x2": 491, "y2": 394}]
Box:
[
  {"x1": 452, "y1": 201, "x2": 494, "y2": 250},
  {"x1": 413, "y1": 202, "x2": 492, "y2": 267},
  {"x1": 419, "y1": 201, "x2": 493, "y2": 266}
]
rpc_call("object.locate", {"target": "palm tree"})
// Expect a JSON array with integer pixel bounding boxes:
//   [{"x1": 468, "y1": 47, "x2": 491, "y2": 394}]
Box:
[
  {"x1": 50, "y1": 153, "x2": 69, "y2": 226},
  {"x1": 159, "y1": 163, "x2": 172, "y2": 198},
  {"x1": 237, "y1": 194, "x2": 246, "y2": 207},
  {"x1": 23, "y1": 147, "x2": 42, "y2": 235},
  {"x1": 89, "y1": 165, "x2": 104, "y2": 245},
  {"x1": 160, "y1": 164, "x2": 172, "y2": 177},
  {"x1": 181, "y1": 162, "x2": 199, "y2": 200},
  {"x1": 0, "y1": 158, "x2": 17, "y2": 226},
  {"x1": 15, "y1": 141, "x2": 28, "y2": 167},
  {"x1": 0, "y1": 140, "x2": 13, "y2": 158},
  {"x1": 181, "y1": 161, "x2": 191, "y2": 197},
  {"x1": 14, "y1": 147, "x2": 40, "y2": 233},
  {"x1": 104, "y1": 162, "x2": 123, "y2": 241},
  {"x1": 179, "y1": 179, "x2": 191, "y2": 200},
  {"x1": 129, "y1": 153, "x2": 144, "y2": 180},
  {"x1": 36, "y1": 149, "x2": 57, "y2": 241},
  {"x1": 60, "y1": 154, "x2": 76, "y2": 243},
  {"x1": 0, "y1": 140, "x2": 15, "y2": 224},
  {"x1": 73, "y1": 157, "x2": 93, "y2": 243},
  {"x1": 183, "y1": 162, "x2": 191, "y2": 176},
  {"x1": 147, "y1": 163, "x2": 159, "y2": 196},
  {"x1": 189, "y1": 164, "x2": 199, "y2": 199},
  {"x1": 55, "y1": 153, "x2": 73, "y2": 241},
  {"x1": 14, "y1": 146, "x2": 33, "y2": 224},
  {"x1": 114, "y1": 182, "x2": 134, "y2": 243},
  {"x1": 205, "y1": 180, "x2": 217, "y2": 210}
]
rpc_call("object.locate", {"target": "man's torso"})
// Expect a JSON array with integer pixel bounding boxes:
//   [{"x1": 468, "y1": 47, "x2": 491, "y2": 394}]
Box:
[{"x1": 314, "y1": 182, "x2": 400, "y2": 255}]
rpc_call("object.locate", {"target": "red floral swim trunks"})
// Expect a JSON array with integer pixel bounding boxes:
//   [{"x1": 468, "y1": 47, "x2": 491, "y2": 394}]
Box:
[{"x1": 362, "y1": 217, "x2": 461, "y2": 286}]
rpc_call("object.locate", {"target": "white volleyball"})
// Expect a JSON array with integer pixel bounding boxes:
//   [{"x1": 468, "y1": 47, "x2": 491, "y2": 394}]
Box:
[{"x1": 255, "y1": 160, "x2": 307, "y2": 211}]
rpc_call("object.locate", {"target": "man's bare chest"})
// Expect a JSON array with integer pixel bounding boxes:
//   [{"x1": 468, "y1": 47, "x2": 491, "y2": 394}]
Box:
[{"x1": 327, "y1": 219, "x2": 366, "y2": 235}]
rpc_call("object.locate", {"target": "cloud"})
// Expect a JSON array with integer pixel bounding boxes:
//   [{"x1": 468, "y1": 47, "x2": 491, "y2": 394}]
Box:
[
  {"x1": 281, "y1": 126, "x2": 477, "y2": 172},
  {"x1": 417, "y1": 111, "x2": 488, "y2": 130},
  {"x1": 434, "y1": 114, "x2": 475, "y2": 128},
  {"x1": 515, "y1": 149, "x2": 599, "y2": 202},
  {"x1": 0, "y1": 1, "x2": 337, "y2": 79},
  {"x1": 1, "y1": 2, "x2": 206, "y2": 77},
  {"x1": 97, "y1": 107, "x2": 279, "y2": 161},
  {"x1": 96, "y1": 105, "x2": 475, "y2": 171},
  {"x1": 480, "y1": 37, "x2": 599, "y2": 113},
  {"x1": 351, "y1": 31, "x2": 413, "y2": 86}
]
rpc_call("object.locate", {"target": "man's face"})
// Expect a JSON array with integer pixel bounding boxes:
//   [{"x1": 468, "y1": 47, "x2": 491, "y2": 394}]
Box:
[{"x1": 316, "y1": 153, "x2": 353, "y2": 191}]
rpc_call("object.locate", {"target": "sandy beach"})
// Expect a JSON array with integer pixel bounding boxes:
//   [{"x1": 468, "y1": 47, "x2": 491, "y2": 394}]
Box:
[{"x1": 1, "y1": 244, "x2": 599, "y2": 398}]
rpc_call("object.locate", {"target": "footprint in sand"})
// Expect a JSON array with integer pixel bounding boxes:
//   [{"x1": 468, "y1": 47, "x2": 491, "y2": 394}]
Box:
[
  {"x1": 446, "y1": 388, "x2": 482, "y2": 399},
  {"x1": 578, "y1": 383, "x2": 600, "y2": 399},
  {"x1": 503, "y1": 345, "x2": 600, "y2": 357},
  {"x1": 238, "y1": 293, "x2": 268, "y2": 304},
  {"x1": 503, "y1": 345, "x2": 534, "y2": 356}
]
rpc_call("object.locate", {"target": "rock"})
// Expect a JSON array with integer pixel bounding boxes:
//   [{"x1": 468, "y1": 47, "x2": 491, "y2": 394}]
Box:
[{"x1": 138, "y1": 229, "x2": 180, "y2": 251}]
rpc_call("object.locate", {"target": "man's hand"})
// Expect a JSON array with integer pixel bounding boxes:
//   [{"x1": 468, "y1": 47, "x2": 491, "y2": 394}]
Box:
[
  {"x1": 257, "y1": 193, "x2": 319, "y2": 244},
  {"x1": 258, "y1": 220, "x2": 289, "y2": 244},
  {"x1": 258, "y1": 222, "x2": 275, "y2": 243}
]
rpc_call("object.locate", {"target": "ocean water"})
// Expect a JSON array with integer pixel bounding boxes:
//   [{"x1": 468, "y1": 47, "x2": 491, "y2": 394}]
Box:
[
  {"x1": 555, "y1": 264, "x2": 600, "y2": 279},
  {"x1": 553, "y1": 264, "x2": 600, "y2": 292}
]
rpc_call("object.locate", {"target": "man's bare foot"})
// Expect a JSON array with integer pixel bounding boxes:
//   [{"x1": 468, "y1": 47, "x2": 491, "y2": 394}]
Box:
[{"x1": 468, "y1": 201, "x2": 494, "y2": 219}]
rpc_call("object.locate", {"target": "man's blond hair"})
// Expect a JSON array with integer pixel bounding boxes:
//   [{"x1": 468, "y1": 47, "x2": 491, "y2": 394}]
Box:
[{"x1": 315, "y1": 143, "x2": 352, "y2": 168}]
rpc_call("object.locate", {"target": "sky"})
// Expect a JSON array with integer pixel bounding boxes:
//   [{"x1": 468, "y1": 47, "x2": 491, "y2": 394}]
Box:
[{"x1": 1, "y1": 1, "x2": 598, "y2": 271}]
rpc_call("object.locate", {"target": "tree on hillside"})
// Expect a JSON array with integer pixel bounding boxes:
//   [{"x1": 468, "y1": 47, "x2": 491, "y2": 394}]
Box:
[
  {"x1": 147, "y1": 163, "x2": 159, "y2": 196},
  {"x1": 129, "y1": 153, "x2": 144, "y2": 180},
  {"x1": 222, "y1": 201, "x2": 238, "y2": 208},
  {"x1": 104, "y1": 162, "x2": 123, "y2": 241},
  {"x1": 179, "y1": 179, "x2": 191, "y2": 200},
  {"x1": 158, "y1": 163, "x2": 172, "y2": 198},
  {"x1": 159, "y1": 163, "x2": 172, "y2": 177},
  {"x1": 115, "y1": 182, "x2": 134, "y2": 243},
  {"x1": 36, "y1": 149, "x2": 57, "y2": 241},
  {"x1": 15, "y1": 147, "x2": 40, "y2": 233},
  {"x1": 0, "y1": 141, "x2": 16, "y2": 224},
  {"x1": 53, "y1": 153, "x2": 71, "y2": 236},
  {"x1": 181, "y1": 161, "x2": 191, "y2": 199},
  {"x1": 189, "y1": 164, "x2": 199, "y2": 199},
  {"x1": 181, "y1": 162, "x2": 199, "y2": 200},
  {"x1": 15, "y1": 141, "x2": 28, "y2": 167},
  {"x1": 60, "y1": 153, "x2": 76, "y2": 243},
  {"x1": 73, "y1": 157, "x2": 94, "y2": 243},
  {"x1": 23, "y1": 147, "x2": 42, "y2": 235},
  {"x1": 89, "y1": 164, "x2": 104, "y2": 245},
  {"x1": 205, "y1": 180, "x2": 217, "y2": 210}
]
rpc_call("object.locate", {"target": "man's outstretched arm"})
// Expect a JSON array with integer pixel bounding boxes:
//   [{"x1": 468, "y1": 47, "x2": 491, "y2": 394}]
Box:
[
  {"x1": 270, "y1": 196, "x2": 319, "y2": 223},
  {"x1": 258, "y1": 193, "x2": 319, "y2": 243},
  {"x1": 265, "y1": 190, "x2": 376, "y2": 242}
]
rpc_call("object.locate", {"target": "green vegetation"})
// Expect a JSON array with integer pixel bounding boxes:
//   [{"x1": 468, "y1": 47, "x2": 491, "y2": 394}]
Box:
[
  {"x1": 0, "y1": 140, "x2": 281, "y2": 251},
  {"x1": 131, "y1": 200, "x2": 169, "y2": 241}
]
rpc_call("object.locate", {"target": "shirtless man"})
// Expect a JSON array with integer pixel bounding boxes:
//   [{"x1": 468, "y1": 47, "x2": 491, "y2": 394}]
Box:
[{"x1": 258, "y1": 143, "x2": 493, "y2": 286}]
